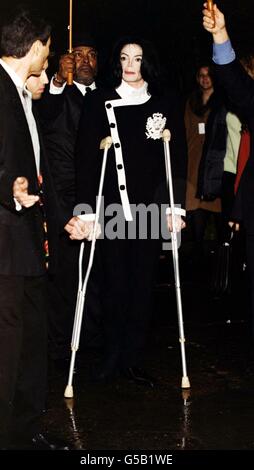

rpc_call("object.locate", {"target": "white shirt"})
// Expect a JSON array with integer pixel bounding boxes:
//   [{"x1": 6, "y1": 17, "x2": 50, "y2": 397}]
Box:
[
  {"x1": 22, "y1": 86, "x2": 41, "y2": 176},
  {"x1": 116, "y1": 80, "x2": 149, "y2": 100},
  {"x1": 0, "y1": 59, "x2": 41, "y2": 211},
  {"x1": 49, "y1": 78, "x2": 96, "y2": 96}
]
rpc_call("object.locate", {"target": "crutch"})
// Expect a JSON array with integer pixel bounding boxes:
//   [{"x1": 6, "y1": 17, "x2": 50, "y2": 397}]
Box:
[
  {"x1": 64, "y1": 136, "x2": 112, "y2": 398},
  {"x1": 162, "y1": 129, "x2": 190, "y2": 389}
]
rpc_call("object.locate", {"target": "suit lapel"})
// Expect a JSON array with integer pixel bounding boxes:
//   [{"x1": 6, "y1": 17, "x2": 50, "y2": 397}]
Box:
[{"x1": 0, "y1": 64, "x2": 39, "y2": 189}]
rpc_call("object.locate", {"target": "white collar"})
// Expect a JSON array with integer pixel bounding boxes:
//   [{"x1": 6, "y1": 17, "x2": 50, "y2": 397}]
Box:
[
  {"x1": 0, "y1": 58, "x2": 24, "y2": 89},
  {"x1": 116, "y1": 80, "x2": 150, "y2": 100},
  {"x1": 74, "y1": 80, "x2": 96, "y2": 96},
  {"x1": 23, "y1": 84, "x2": 32, "y2": 100}
]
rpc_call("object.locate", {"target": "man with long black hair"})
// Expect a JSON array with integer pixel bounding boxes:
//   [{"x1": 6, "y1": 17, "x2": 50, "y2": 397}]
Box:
[{"x1": 67, "y1": 37, "x2": 187, "y2": 387}]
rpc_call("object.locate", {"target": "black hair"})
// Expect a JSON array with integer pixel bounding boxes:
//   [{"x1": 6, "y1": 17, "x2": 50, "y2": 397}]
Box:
[
  {"x1": 109, "y1": 35, "x2": 164, "y2": 96},
  {"x1": 0, "y1": 5, "x2": 51, "y2": 58},
  {"x1": 189, "y1": 64, "x2": 215, "y2": 117},
  {"x1": 72, "y1": 31, "x2": 97, "y2": 50},
  {"x1": 196, "y1": 63, "x2": 215, "y2": 84}
]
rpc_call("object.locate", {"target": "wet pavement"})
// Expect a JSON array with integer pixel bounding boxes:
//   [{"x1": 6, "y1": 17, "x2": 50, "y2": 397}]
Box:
[{"x1": 7, "y1": 246, "x2": 254, "y2": 464}]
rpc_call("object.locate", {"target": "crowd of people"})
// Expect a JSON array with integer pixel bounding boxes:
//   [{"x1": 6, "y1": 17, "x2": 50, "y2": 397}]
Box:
[{"x1": 0, "y1": 1, "x2": 253, "y2": 450}]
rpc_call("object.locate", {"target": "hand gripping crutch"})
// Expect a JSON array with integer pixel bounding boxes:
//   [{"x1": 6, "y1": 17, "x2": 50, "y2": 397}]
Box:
[
  {"x1": 162, "y1": 129, "x2": 190, "y2": 389},
  {"x1": 64, "y1": 136, "x2": 112, "y2": 398}
]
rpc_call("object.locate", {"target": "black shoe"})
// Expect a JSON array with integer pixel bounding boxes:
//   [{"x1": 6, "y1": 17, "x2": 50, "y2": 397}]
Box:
[
  {"x1": 122, "y1": 367, "x2": 156, "y2": 388},
  {"x1": 30, "y1": 433, "x2": 70, "y2": 450}
]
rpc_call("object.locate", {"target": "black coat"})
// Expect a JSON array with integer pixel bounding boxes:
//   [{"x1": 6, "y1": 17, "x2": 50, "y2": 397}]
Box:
[
  {"x1": 214, "y1": 60, "x2": 254, "y2": 233},
  {"x1": 37, "y1": 84, "x2": 84, "y2": 227},
  {"x1": 196, "y1": 98, "x2": 227, "y2": 201},
  {"x1": 75, "y1": 87, "x2": 187, "y2": 217},
  {"x1": 0, "y1": 65, "x2": 59, "y2": 275}
]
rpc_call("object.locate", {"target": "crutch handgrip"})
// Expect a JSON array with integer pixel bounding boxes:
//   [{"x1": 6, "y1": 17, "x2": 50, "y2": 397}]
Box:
[
  {"x1": 162, "y1": 129, "x2": 171, "y2": 142},
  {"x1": 100, "y1": 136, "x2": 113, "y2": 150}
]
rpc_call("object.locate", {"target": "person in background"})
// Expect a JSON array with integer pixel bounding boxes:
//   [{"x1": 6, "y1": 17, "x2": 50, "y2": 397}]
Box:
[
  {"x1": 185, "y1": 64, "x2": 221, "y2": 266},
  {"x1": 26, "y1": 67, "x2": 49, "y2": 100},
  {"x1": 234, "y1": 54, "x2": 254, "y2": 195},
  {"x1": 0, "y1": 6, "x2": 69, "y2": 449},
  {"x1": 36, "y1": 33, "x2": 102, "y2": 362},
  {"x1": 203, "y1": 3, "x2": 254, "y2": 338}
]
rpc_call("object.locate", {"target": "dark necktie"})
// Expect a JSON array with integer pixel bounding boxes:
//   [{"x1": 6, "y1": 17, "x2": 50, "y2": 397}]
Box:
[{"x1": 85, "y1": 86, "x2": 92, "y2": 94}]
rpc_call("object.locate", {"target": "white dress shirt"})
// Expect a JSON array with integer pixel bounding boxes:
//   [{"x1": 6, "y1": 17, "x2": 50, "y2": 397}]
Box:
[
  {"x1": 116, "y1": 80, "x2": 149, "y2": 99},
  {"x1": 0, "y1": 59, "x2": 41, "y2": 211},
  {"x1": 49, "y1": 78, "x2": 96, "y2": 96}
]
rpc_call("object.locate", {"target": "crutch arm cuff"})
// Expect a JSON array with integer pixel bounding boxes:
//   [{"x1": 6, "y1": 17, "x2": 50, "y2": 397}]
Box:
[
  {"x1": 166, "y1": 207, "x2": 186, "y2": 217},
  {"x1": 78, "y1": 213, "x2": 96, "y2": 221}
]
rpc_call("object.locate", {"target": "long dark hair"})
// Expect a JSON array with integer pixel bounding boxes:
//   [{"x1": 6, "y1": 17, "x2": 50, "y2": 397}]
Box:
[
  {"x1": 109, "y1": 35, "x2": 164, "y2": 96},
  {"x1": 189, "y1": 64, "x2": 215, "y2": 117}
]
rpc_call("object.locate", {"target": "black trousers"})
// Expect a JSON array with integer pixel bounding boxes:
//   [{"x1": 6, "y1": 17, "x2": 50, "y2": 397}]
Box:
[
  {"x1": 245, "y1": 233, "x2": 254, "y2": 338},
  {"x1": 221, "y1": 171, "x2": 236, "y2": 220},
  {"x1": 187, "y1": 208, "x2": 221, "y2": 245},
  {"x1": 98, "y1": 236, "x2": 161, "y2": 369},
  {"x1": 0, "y1": 275, "x2": 47, "y2": 446}
]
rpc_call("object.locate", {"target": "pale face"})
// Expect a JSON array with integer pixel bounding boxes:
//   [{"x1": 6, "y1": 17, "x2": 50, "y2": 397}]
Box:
[
  {"x1": 120, "y1": 43, "x2": 144, "y2": 88},
  {"x1": 196, "y1": 66, "x2": 213, "y2": 91},
  {"x1": 29, "y1": 37, "x2": 51, "y2": 76},
  {"x1": 73, "y1": 46, "x2": 98, "y2": 85},
  {"x1": 26, "y1": 63, "x2": 49, "y2": 100}
]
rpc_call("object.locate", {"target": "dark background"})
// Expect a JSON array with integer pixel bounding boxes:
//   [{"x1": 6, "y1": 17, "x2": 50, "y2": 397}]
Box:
[{"x1": 1, "y1": 0, "x2": 254, "y2": 94}]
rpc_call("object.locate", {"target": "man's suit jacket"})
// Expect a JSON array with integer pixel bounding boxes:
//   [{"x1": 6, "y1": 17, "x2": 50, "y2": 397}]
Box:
[
  {"x1": 0, "y1": 64, "x2": 59, "y2": 276},
  {"x1": 36, "y1": 84, "x2": 84, "y2": 227}
]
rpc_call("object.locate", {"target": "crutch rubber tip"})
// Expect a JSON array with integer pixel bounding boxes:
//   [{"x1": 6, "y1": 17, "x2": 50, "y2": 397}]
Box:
[
  {"x1": 181, "y1": 376, "x2": 191, "y2": 389},
  {"x1": 162, "y1": 129, "x2": 171, "y2": 142},
  {"x1": 64, "y1": 385, "x2": 74, "y2": 398}
]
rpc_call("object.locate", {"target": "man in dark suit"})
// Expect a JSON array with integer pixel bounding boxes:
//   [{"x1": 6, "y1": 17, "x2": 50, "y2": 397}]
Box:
[
  {"x1": 0, "y1": 7, "x2": 68, "y2": 450},
  {"x1": 37, "y1": 33, "x2": 102, "y2": 362},
  {"x1": 203, "y1": 3, "x2": 254, "y2": 342}
]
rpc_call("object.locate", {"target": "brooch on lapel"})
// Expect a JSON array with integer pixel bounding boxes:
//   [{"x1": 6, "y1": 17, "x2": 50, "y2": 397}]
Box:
[{"x1": 146, "y1": 113, "x2": 167, "y2": 140}]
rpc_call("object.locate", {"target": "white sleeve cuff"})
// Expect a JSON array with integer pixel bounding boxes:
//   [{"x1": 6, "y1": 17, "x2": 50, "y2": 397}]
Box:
[
  {"x1": 166, "y1": 207, "x2": 186, "y2": 217},
  {"x1": 78, "y1": 214, "x2": 96, "y2": 221},
  {"x1": 14, "y1": 198, "x2": 22, "y2": 211},
  {"x1": 49, "y1": 77, "x2": 66, "y2": 94}
]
